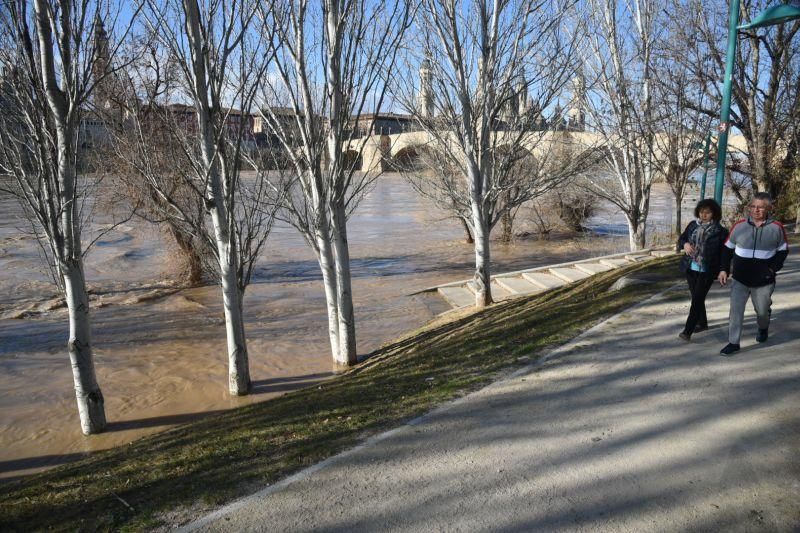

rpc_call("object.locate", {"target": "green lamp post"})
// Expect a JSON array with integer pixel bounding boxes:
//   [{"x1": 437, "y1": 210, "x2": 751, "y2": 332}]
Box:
[
  {"x1": 713, "y1": 2, "x2": 800, "y2": 205},
  {"x1": 700, "y1": 130, "x2": 713, "y2": 199}
]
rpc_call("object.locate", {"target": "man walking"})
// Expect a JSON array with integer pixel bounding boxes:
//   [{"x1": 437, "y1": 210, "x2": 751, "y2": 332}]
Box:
[{"x1": 718, "y1": 192, "x2": 789, "y2": 355}]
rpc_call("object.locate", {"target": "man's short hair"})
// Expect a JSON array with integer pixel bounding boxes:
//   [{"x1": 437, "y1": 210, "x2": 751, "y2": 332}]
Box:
[{"x1": 752, "y1": 192, "x2": 773, "y2": 204}]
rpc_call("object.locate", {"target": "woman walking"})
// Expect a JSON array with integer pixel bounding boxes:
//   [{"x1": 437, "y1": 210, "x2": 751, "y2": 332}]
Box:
[{"x1": 678, "y1": 199, "x2": 728, "y2": 341}]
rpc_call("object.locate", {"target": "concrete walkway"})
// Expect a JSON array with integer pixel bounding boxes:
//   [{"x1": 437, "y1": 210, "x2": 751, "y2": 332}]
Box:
[{"x1": 184, "y1": 254, "x2": 800, "y2": 532}]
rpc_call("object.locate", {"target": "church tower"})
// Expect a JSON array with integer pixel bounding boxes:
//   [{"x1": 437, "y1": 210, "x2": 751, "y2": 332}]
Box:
[
  {"x1": 500, "y1": 89, "x2": 518, "y2": 124},
  {"x1": 552, "y1": 102, "x2": 566, "y2": 131},
  {"x1": 516, "y1": 76, "x2": 530, "y2": 117},
  {"x1": 92, "y1": 14, "x2": 112, "y2": 110},
  {"x1": 567, "y1": 71, "x2": 586, "y2": 132},
  {"x1": 417, "y1": 57, "x2": 434, "y2": 119}
]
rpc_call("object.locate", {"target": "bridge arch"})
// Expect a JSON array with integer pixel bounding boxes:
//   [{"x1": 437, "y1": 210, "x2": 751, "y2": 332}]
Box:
[{"x1": 390, "y1": 144, "x2": 429, "y2": 171}]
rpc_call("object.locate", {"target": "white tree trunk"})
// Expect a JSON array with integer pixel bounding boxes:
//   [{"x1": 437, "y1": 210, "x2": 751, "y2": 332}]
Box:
[
  {"x1": 182, "y1": 0, "x2": 253, "y2": 395},
  {"x1": 627, "y1": 217, "x2": 646, "y2": 251},
  {"x1": 471, "y1": 209, "x2": 493, "y2": 308},
  {"x1": 201, "y1": 161, "x2": 251, "y2": 394},
  {"x1": 315, "y1": 219, "x2": 341, "y2": 360},
  {"x1": 206, "y1": 178, "x2": 251, "y2": 394},
  {"x1": 217, "y1": 249, "x2": 250, "y2": 395},
  {"x1": 63, "y1": 261, "x2": 106, "y2": 434},
  {"x1": 331, "y1": 201, "x2": 357, "y2": 366}
]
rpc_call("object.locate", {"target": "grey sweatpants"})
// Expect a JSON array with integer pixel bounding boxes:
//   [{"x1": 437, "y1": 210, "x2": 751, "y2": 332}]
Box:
[{"x1": 728, "y1": 279, "x2": 775, "y2": 344}]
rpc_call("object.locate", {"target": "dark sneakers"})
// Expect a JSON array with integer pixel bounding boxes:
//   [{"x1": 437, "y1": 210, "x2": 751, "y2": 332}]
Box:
[
  {"x1": 694, "y1": 324, "x2": 708, "y2": 333},
  {"x1": 679, "y1": 332, "x2": 691, "y2": 342},
  {"x1": 720, "y1": 343, "x2": 740, "y2": 356},
  {"x1": 756, "y1": 329, "x2": 769, "y2": 343}
]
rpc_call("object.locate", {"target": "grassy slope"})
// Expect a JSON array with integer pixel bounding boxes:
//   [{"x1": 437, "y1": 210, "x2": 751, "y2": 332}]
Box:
[{"x1": 0, "y1": 255, "x2": 681, "y2": 531}]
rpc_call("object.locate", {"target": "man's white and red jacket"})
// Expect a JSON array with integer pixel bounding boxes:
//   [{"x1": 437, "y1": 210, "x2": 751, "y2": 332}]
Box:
[{"x1": 721, "y1": 217, "x2": 789, "y2": 287}]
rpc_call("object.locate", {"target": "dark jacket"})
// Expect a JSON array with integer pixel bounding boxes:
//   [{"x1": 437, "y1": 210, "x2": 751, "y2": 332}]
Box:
[
  {"x1": 678, "y1": 220, "x2": 728, "y2": 276},
  {"x1": 721, "y1": 217, "x2": 789, "y2": 287}
]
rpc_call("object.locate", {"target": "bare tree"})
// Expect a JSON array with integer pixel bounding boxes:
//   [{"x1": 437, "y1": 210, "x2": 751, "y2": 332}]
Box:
[
  {"x1": 651, "y1": 65, "x2": 714, "y2": 237},
  {"x1": 0, "y1": 1, "x2": 136, "y2": 434},
  {"x1": 122, "y1": 0, "x2": 277, "y2": 395},
  {"x1": 104, "y1": 40, "x2": 214, "y2": 287},
  {"x1": 785, "y1": 93, "x2": 800, "y2": 231},
  {"x1": 252, "y1": 0, "x2": 410, "y2": 367},
  {"x1": 773, "y1": 49, "x2": 800, "y2": 224},
  {"x1": 556, "y1": 187, "x2": 597, "y2": 232},
  {"x1": 671, "y1": 0, "x2": 800, "y2": 197},
  {"x1": 579, "y1": 0, "x2": 663, "y2": 251},
  {"x1": 397, "y1": 0, "x2": 584, "y2": 307}
]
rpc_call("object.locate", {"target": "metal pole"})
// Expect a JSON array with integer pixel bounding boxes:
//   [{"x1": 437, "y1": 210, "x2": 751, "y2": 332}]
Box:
[
  {"x1": 713, "y1": 0, "x2": 741, "y2": 205},
  {"x1": 700, "y1": 131, "x2": 712, "y2": 199}
]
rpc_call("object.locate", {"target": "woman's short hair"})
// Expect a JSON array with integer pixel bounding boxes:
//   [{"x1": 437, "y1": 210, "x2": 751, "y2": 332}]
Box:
[{"x1": 694, "y1": 198, "x2": 722, "y2": 221}]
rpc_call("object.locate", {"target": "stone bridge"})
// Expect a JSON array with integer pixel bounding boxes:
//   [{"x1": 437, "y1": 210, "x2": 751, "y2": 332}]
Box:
[{"x1": 348, "y1": 130, "x2": 750, "y2": 174}]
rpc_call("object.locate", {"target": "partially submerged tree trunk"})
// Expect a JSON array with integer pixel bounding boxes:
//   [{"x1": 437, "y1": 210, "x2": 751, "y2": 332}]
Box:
[
  {"x1": 169, "y1": 226, "x2": 204, "y2": 286},
  {"x1": 331, "y1": 201, "x2": 357, "y2": 366},
  {"x1": 63, "y1": 261, "x2": 106, "y2": 434},
  {"x1": 186, "y1": 2, "x2": 252, "y2": 395},
  {"x1": 216, "y1": 240, "x2": 251, "y2": 395},
  {"x1": 255, "y1": 0, "x2": 409, "y2": 368},
  {"x1": 119, "y1": 0, "x2": 276, "y2": 395},
  {"x1": 500, "y1": 211, "x2": 513, "y2": 243},
  {"x1": 315, "y1": 218, "x2": 341, "y2": 359},
  {"x1": 0, "y1": 0, "x2": 123, "y2": 434},
  {"x1": 52, "y1": 90, "x2": 107, "y2": 433}
]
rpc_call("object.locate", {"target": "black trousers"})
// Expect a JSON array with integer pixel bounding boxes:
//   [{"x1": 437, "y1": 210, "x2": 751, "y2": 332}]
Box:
[{"x1": 684, "y1": 270, "x2": 715, "y2": 335}]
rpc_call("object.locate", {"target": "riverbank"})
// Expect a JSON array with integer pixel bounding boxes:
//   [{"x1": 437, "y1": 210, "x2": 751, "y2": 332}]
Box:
[
  {"x1": 0, "y1": 254, "x2": 681, "y2": 531},
  {"x1": 3, "y1": 174, "x2": 689, "y2": 480}
]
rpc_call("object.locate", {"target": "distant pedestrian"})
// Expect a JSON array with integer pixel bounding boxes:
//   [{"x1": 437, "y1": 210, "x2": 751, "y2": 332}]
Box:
[
  {"x1": 718, "y1": 192, "x2": 789, "y2": 355},
  {"x1": 677, "y1": 199, "x2": 728, "y2": 341}
]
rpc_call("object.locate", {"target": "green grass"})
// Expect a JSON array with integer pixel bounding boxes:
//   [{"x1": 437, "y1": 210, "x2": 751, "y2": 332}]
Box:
[{"x1": 0, "y1": 255, "x2": 681, "y2": 531}]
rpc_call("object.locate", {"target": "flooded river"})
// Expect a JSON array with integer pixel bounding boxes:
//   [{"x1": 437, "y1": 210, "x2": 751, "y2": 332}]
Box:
[{"x1": 0, "y1": 173, "x2": 697, "y2": 481}]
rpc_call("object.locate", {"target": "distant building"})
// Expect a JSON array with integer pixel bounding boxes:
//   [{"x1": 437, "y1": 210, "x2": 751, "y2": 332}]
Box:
[
  {"x1": 253, "y1": 107, "x2": 302, "y2": 135},
  {"x1": 252, "y1": 106, "x2": 306, "y2": 148},
  {"x1": 551, "y1": 103, "x2": 567, "y2": 131},
  {"x1": 347, "y1": 113, "x2": 417, "y2": 138},
  {"x1": 164, "y1": 103, "x2": 255, "y2": 140}
]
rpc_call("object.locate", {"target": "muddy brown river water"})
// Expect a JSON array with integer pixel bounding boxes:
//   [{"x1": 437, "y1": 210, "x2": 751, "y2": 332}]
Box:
[{"x1": 0, "y1": 173, "x2": 696, "y2": 481}]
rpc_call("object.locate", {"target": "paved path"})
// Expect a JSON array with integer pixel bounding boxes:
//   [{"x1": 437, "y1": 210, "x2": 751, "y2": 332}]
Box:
[{"x1": 184, "y1": 254, "x2": 800, "y2": 532}]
